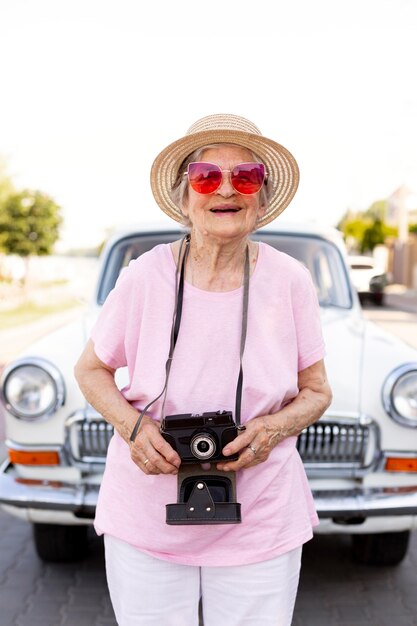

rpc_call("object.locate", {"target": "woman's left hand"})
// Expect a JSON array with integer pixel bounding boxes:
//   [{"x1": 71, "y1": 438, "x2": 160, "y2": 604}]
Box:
[
  {"x1": 216, "y1": 414, "x2": 282, "y2": 472},
  {"x1": 216, "y1": 359, "x2": 333, "y2": 472}
]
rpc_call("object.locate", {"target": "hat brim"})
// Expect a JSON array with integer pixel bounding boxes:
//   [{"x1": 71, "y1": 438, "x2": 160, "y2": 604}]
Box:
[{"x1": 150, "y1": 128, "x2": 299, "y2": 228}]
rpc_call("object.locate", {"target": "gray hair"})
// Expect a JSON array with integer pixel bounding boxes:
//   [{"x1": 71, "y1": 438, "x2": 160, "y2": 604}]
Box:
[{"x1": 170, "y1": 143, "x2": 274, "y2": 227}]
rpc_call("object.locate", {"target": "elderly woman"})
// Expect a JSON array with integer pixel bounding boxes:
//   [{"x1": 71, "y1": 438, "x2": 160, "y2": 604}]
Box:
[{"x1": 75, "y1": 114, "x2": 332, "y2": 626}]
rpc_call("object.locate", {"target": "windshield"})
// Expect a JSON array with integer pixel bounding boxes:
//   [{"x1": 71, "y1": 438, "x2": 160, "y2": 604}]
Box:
[{"x1": 97, "y1": 231, "x2": 352, "y2": 308}]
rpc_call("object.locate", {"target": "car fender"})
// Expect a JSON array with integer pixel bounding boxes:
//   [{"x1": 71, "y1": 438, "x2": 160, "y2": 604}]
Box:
[{"x1": 360, "y1": 319, "x2": 417, "y2": 448}]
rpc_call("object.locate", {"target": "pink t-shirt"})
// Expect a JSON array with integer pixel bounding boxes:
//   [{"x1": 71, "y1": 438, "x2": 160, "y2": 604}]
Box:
[{"x1": 90, "y1": 241, "x2": 325, "y2": 566}]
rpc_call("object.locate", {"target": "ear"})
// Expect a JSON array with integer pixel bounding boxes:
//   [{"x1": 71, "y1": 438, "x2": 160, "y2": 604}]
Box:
[
  {"x1": 257, "y1": 204, "x2": 267, "y2": 219},
  {"x1": 181, "y1": 201, "x2": 189, "y2": 217}
]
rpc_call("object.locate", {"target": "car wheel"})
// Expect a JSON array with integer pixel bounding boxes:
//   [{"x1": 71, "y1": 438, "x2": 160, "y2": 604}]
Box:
[
  {"x1": 351, "y1": 531, "x2": 410, "y2": 566},
  {"x1": 371, "y1": 293, "x2": 384, "y2": 306},
  {"x1": 33, "y1": 523, "x2": 89, "y2": 562}
]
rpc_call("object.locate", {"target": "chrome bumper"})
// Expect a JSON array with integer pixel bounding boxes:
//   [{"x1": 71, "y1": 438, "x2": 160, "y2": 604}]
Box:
[
  {"x1": 1, "y1": 460, "x2": 417, "y2": 520},
  {"x1": 313, "y1": 486, "x2": 417, "y2": 518},
  {"x1": 0, "y1": 461, "x2": 99, "y2": 519}
]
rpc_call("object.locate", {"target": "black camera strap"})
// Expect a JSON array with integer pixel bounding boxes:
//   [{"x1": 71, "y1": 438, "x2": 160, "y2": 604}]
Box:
[
  {"x1": 235, "y1": 244, "x2": 250, "y2": 430},
  {"x1": 130, "y1": 234, "x2": 191, "y2": 442},
  {"x1": 130, "y1": 233, "x2": 249, "y2": 442}
]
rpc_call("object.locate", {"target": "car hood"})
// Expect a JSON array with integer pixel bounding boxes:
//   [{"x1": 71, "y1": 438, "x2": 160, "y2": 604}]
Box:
[
  {"x1": 85, "y1": 306, "x2": 366, "y2": 416},
  {"x1": 320, "y1": 307, "x2": 365, "y2": 414}
]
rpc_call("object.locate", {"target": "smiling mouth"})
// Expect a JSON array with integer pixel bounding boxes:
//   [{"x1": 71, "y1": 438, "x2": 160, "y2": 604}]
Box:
[{"x1": 210, "y1": 207, "x2": 241, "y2": 213}]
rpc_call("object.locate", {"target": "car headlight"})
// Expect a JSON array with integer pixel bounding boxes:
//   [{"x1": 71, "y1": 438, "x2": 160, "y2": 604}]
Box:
[
  {"x1": 383, "y1": 363, "x2": 417, "y2": 428},
  {"x1": 1, "y1": 358, "x2": 65, "y2": 421}
]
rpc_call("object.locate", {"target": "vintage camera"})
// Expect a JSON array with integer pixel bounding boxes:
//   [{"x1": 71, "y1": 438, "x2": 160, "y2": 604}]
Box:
[{"x1": 160, "y1": 410, "x2": 239, "y2": 463}]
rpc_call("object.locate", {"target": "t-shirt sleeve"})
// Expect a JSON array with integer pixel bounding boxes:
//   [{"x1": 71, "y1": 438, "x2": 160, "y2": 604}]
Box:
[
  {"x1": 90, "y1": 262, "x2": 135, "y2": 369},
  {"x1": 292, "y1": 265, "x2": 326, "y2": 371}
]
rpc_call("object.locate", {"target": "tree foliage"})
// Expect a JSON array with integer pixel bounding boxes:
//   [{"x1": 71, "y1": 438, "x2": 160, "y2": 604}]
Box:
[
  {"x1": 0, "y1": 189, "x2": 62, "y2": 256},
  {"x1": 338, "y1": 202, "x2": 398, "y2": 253},
  {"x1": 365, "y1": 199, "x2": 388, "y2": 221},
  {"x1": 361, "y1": 218, "x2": 387, "y2": 253}
]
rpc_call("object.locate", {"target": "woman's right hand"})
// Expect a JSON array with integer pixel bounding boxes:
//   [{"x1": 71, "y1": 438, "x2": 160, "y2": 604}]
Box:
[{"x1": 128, "y1": 416, "x2": 181, "y2": 475}]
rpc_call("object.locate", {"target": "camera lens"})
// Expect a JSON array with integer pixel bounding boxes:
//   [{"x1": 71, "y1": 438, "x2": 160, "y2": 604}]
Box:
[{"x1": 190, "y1": 433, "x2": 216, "y2": 460}]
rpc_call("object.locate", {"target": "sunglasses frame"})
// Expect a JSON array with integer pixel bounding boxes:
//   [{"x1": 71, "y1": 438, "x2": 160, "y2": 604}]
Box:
[{"x1": 184, "y1": 161, "x2": 267, "y2": 196}]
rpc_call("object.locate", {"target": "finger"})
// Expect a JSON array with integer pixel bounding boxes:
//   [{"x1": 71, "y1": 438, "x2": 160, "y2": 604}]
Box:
[
  {"x1": 140, "y1": 457, "x2": 161, "y2": 475},
  {"x1": 138, "y1": 420, "x2": 181, "y2": 466},
  {"x1": 130, "y1": 437, "x2": 175, "y2": 475},
  {"x1": 150, "y1": 431, "x2": 182, "y2": 468},
  {"x1": 136, "y1": 423, "x2": 181, "y2": 473},
  {"x1": 133, "y1": 446, "x2": 176, "y2": 475},
  {"x1": 218, "y1": 446, "x2": 264, "y2": 472},
  {"x1": 222, "y1": 430, "x2": 254, "y2": 457},
  {"x1": 140, "y1": 446, "x2": 179, "y2": 474},
  {"x1": 140, "y1": 430, "x2": 180, "y2": 474}
]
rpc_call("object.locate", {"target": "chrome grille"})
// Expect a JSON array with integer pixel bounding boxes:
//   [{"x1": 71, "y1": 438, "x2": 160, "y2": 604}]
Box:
[
  {"x1": 65, "y1": 413, "x2": 378, "y2": 475},
  {"x1": 297, "y1": 420, "x2": 377, "y2": 471},
  {"x1": 66, "y1": 415, "x2": 114, "y2": 464}
]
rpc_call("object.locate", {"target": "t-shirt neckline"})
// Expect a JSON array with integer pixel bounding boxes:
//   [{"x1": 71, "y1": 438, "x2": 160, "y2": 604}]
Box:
[{"x1": 166, "y1": 240, "x2": 263, "y2": 296}]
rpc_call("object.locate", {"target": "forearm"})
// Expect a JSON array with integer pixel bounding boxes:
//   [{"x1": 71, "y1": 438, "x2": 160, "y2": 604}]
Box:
[
  {"x1": 75, "y1": 368, "x2": 139, "y2": 445},
  {"x1": 264, "y1": 385, "x2": 332, "y2": 446}
]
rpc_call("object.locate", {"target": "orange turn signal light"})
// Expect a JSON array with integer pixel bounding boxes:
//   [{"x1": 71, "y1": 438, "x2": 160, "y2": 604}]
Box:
[
  {"x1": 385, "y1": 457, "x2": 417, "y2": 473},
  {"x1": 8, "y1": 449, "x2": 60, "y2": 466}
]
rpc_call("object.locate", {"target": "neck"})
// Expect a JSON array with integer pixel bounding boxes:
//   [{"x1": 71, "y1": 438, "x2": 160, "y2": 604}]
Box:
[
  {"x1": 179, "y1": 229, "x2": 255, "y2": 292},
  {"x1": 188, "y1": 229, "x2": 249, "y2": 275}
]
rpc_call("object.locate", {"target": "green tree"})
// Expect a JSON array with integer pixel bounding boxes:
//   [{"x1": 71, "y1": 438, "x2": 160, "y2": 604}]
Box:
[
  {"x1": 341, "y1": 218, "x2": 370, "y2": 243},
  {"x1": 365, "y1": 199, "x2": 388, "y2": 221},
  {"x1": 338, "y1": 200, "x2": 399, "y2": 252},
  {"x1": 361, "y1": 218, "x2": 385, "y2": 252},
  {"x1": 0, "y1": 189, "x2": 62, "y2": 256}
]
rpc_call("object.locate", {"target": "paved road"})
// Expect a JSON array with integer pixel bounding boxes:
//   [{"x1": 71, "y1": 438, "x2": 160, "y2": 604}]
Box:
[
  {"x1": 1, "y1": 507, "x2": 417, "y2": 626},
  {"x1": 362, "y1": 291, "x2": 417, "y2": 350},
  {"x1": 1, "y1": 293, "x2": 417, "y2": 625}
]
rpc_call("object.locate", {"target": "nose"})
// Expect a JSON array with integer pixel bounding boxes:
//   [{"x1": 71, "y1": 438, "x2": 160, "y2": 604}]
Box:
[{"x1": 216, "y1": 171, "x2": 235, "y2": 197}]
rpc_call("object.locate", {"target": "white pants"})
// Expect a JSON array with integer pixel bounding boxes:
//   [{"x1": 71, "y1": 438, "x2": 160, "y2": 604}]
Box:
[{"x1": 104, "y1": 534, "x2": 302, "y2": 626}]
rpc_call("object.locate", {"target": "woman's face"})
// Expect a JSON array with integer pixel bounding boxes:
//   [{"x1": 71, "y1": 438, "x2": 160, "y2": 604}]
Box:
[{"x1": 181, "y1": 145, "x2": 266, "y2": 242}]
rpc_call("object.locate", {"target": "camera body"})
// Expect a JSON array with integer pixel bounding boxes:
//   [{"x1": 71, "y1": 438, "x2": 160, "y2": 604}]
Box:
[{"x1": 161, "y1": 410, "x2": 239, "y2": 463}]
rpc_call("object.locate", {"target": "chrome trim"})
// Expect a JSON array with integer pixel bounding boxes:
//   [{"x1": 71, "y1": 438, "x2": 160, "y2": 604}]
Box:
[
  {"x1": 320, "y1": 411, "x2": 373, "y2": 423},
  {"x1": 64, "y1": 409, "x2": 114, "y2": 471},
  {"x1": 0, "y1": 357, "x2": 66, "y2": 421},
  {"x1": 2, "y1": 459, "x2": 417, "y2": 520},
  {"x1": 313, "y1": 486, "x2": 417, "y2": 518},
  {"x1": 298, "y1": 414, "x2": 381, "y2": 478},
  {"x1": 384, "y1": 450, "x2": 417, "y2": 459},
  {"x1": 382, "y1": 362, "x2": 417, "y2": 428},
  {"x1": 0, "y1": 460, "x2": 97, "y2": 518}
]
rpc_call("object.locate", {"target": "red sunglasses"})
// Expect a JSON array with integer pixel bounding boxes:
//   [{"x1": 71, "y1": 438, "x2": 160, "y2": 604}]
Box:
[{"x1": 186, "y1": 162, "x2": 266, "y2": 196}]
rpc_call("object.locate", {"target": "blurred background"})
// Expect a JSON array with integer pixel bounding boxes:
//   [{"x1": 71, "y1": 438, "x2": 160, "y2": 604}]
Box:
[{"x1": 1, "y1": 0, "x2": 417, "y2": 361}]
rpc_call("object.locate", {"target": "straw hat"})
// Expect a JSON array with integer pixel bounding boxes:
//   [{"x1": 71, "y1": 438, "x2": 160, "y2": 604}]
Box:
[{"x1": 150, "y1": 114, "x2": 300, "y2": 228}]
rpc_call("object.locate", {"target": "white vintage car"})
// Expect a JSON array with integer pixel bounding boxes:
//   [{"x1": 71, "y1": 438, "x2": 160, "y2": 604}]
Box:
[{"x1": 1, "y1": 223, "x2": 417, "y2": 565}]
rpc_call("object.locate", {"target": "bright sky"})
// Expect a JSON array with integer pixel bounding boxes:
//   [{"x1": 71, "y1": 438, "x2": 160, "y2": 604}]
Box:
[{"x1": 1, "y1": 0, "x2": 416, "y2": 249}]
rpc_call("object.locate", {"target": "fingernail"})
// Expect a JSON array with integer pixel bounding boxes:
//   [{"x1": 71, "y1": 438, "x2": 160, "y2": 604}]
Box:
[
  {"x1": 223, "y1": 466, "x2": 229, "y2": 471},
  {"x1": 223, "y1": 447, "x2": 230, "y2": 455}
]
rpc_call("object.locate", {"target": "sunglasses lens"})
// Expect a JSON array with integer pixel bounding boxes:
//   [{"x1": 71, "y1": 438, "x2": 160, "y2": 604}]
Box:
[
  {"x1": 231, "y1": 163, "x2": 265, "y2": 195},
  {"x1": 188, "y1": 163, "x2": 222, "y2": 194}
]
